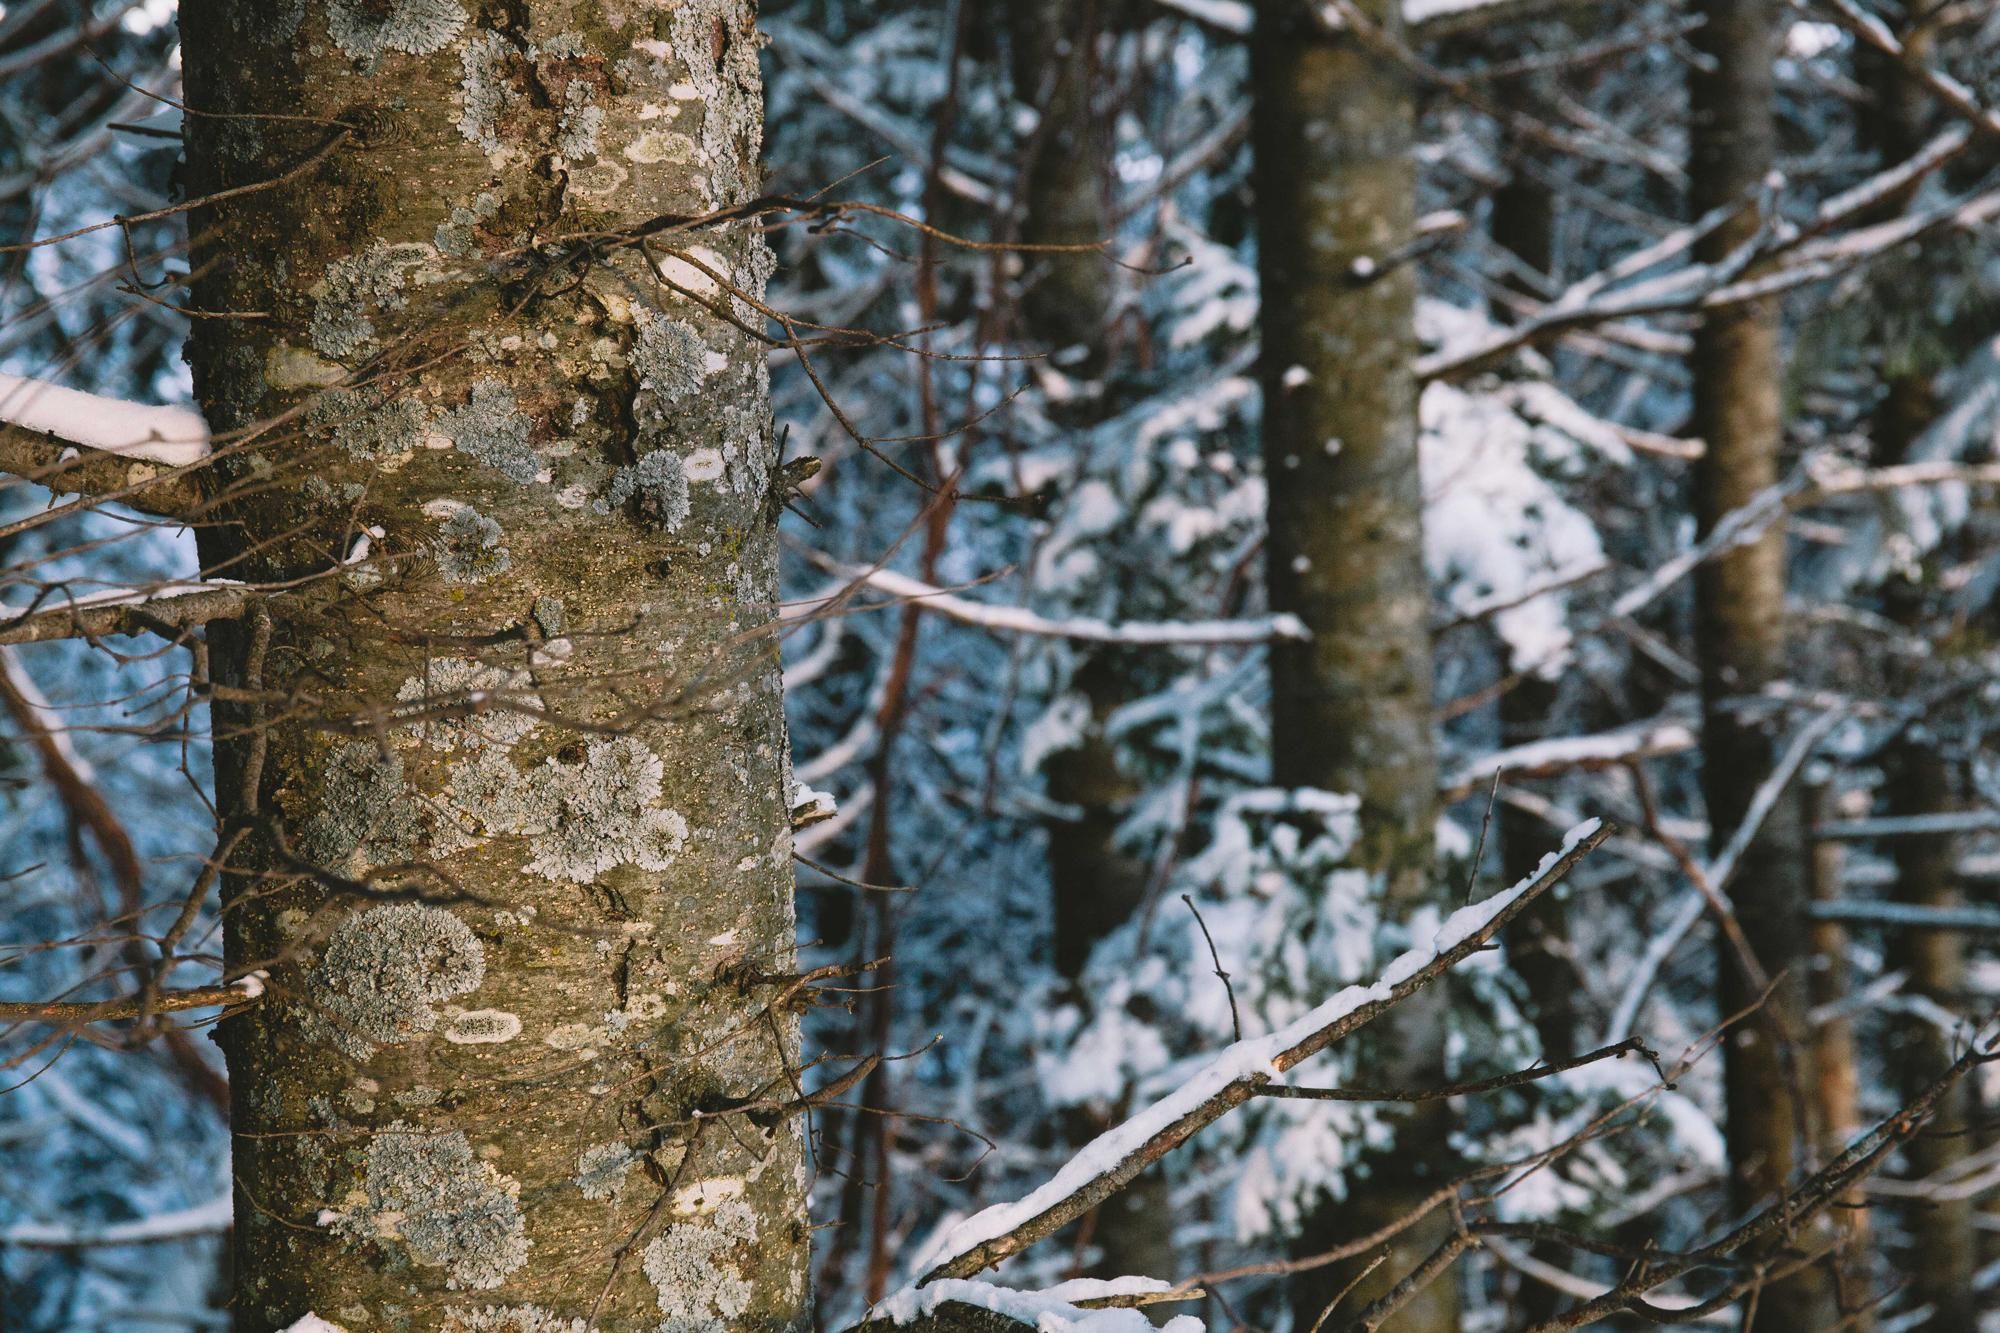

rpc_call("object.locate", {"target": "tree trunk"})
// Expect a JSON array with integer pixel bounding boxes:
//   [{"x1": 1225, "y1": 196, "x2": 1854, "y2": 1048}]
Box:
[
  {"x1": 1854, "y1": 14, "x2": 1975, "y2": 1319},
  {"x1": 1006, "y1": 0, "x2": 1175, "y2": 1286},
  {"x1": 1253, "y1": 3, "x2": 1449, "y2": 1328},
  {"x1": 1881, "y1": 746, "x2": 1976, "y2": 1330},
  {"x1": 1686, "y1": 1, "x2": 1835, "y2": 1320},
  {"x1": 179, "y1": 3, "x2": 809, "y2": 1328},
  {"x1": 1804, "y1": 780, "x2": 1873, "y2": 1328},
  {"x1": 1008, "y1": 0, "x2": 1114, "y2": 366}
]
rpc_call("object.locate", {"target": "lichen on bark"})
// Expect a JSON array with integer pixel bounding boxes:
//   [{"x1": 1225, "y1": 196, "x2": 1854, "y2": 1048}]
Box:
[{"x1": 179, "y1": 1, "x2": 809, "y2": 1326}]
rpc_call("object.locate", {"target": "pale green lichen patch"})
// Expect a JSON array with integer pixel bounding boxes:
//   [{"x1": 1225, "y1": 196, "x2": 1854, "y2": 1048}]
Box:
[
  {"x1": 442, "y1": 1307, "x2": 587, "y2": 1333},
  {"x1": 557, "y1": 83, "x2": 604, "y2": 162},
  {"x1": 524, "y1": 739, "x2": 688, "y2": 881},
  {"x1": 442, "y1": 1008, "x2": 522, "y2": 1044},
  {"x1": 395, "y1": 658, "x2": 541, "y2": 750},
  {"x1": 310, "y1": 244, "x2": 431, "y2": 361},
  {"x1": 266, "y1": 343, "x2": 347, "y2": 390},
  {"x1": 434, "y1": 506, "x2": 513, "y2": 584},
  {"x1": 458, "y1": 29, "x2": 520, "y2": 153},
  {"x1": 632, "y1": 317, "x2": 715, "y2": 421},
  {"x1": 436, "y1": 191, "x2": 502, "y2": 258},
  {"x1": 596, "y1": 452, "x2": 690, "y2": 531},
  {"x1": 309, "y1": 387, "x2": 432, "y2": 464},
  {"x1": 641, "y1": 1198, "x2": 756, "y2": 1332},
  {"x1": 663, "y1": 0, "x2": 765, "y2": 208},
  {"x1": 574, "y1": 1142, "x2": 637, "y2": 1201},
  {"x1": 531, "y1": 596, "x2": 565, "y2": 638},
  {"x1": 439, "y1": 381, "x2": 540, "y2": 484},
  {"x1": 329, "y1": 1124, "x2": 528, "y2": 1290},
  {"x1": 432, "y1": 737, "x2": 689, "y2": 884},
  {"x1": 300, "y1": 741, "x2": 424, "y2": 871},
  {"x1": 327, "y1": 0, "x2": 467, "y2": 62},
  {"x1": 305, "y1": 904, "x2": 486, "y2": 1059}
]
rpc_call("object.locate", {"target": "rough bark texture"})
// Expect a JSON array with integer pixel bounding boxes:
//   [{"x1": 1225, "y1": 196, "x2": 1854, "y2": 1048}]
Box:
[
  {"x1": 180, "y1": 3, "x2": 809, "y2": 1328},
  {"x1": 1253, "y1": 3, "x2": 1450, "y2": 1328},
  {"x1": 1686, "y1": 2, "x2": 1835, "y2": 1320}
]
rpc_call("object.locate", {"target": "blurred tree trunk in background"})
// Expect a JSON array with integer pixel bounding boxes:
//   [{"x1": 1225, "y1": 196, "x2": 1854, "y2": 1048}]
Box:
[
  {"x1": 1855, "y1": 10, "x2": 1976, "y2": 1322},
  {"x1": 1805, "y1": 780, "x2": 1873, "y2": 1327},
  {"x1": 1686, "y1": 1, "x2": 1837, "y2": 1321},
  {"x1": 1484, "y1": 25, "x2": 1588, "y2": 1330},
  {"x1": 180, "y1": 2, "x2": 808, "y2": 1326},
  {"x1": 1253, "y1": 2, "x2": 1451, "y2": 1328},
  {"x1": 1006, "y1": 0, "x2": 1140, "y2": 985},
  {"x1": 1484, "y1": 19, "x2": 1585, "y2": 1071},
  {"x1": 1008, "y1": 0, "x2": 1178, "y2": 1287}
]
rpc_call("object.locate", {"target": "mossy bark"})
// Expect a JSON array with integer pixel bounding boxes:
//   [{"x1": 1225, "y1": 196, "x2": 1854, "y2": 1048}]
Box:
[
  {"x1": 180, "y1": 3, "x2": 808, "y2": 1328},
  {"x1": 1687, "y1": 1, "x2": 1835, "y2": 1321},
  {"x1": 1252, "y1": 3, "x2": 1451, "y2": 1328}
]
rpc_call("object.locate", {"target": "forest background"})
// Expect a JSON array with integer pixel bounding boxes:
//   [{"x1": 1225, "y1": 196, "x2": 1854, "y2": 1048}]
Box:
[{"x1": 5, "y1": 1, "x2": 2000, "y2": 1331}]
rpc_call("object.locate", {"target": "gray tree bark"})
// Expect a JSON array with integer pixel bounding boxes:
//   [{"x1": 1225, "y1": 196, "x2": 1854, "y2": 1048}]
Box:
[
  {"x1": 1253, "y1": 3, "x2": 1452, "y2": 1328},
  {"x1": 177, "y1": 3, "x2": 809, "y2": 1327},
  {"x1": 1686, "y1": 1, "x2": 1836, "y2": 1321}
]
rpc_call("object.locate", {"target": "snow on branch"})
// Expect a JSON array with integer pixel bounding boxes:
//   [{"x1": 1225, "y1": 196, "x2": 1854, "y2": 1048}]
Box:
[
  {"x1": 812, "y1": 562, "x2": 1309, "y2": 647},
  {"x1": 1153, "y1": 0, "x2": 1593, "y2": 38},
  {"x1": 858, "y1": 1277, "x2": 1200, "y2": 1333},
  {"x1": 913, "y1": 818, "x2": 1615, "y2": 1284},
  {"x1": 1439, "y1": 718, "x2": 1697, "y2": 802},
  {"x1": 1604, "y1": 450, "x2": 2000, "y2": 630},
  {"x1": 1, "y1": 1191, "x2": 233, "y2": 1247},
  {"x1": 0, "y1": 373, "x2": 212, "y2": 520},
  {"x1": 1420, "y1": 134, "x2": 1992, "y2": 384}
]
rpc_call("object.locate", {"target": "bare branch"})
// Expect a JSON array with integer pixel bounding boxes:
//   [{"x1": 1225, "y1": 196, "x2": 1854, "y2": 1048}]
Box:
[
  {"x1": 0, "y1": 582, "x2": 249, "y2": 646},
  {"x1": 0, "y1": 981, "x2": 262, "y2": 1027}
]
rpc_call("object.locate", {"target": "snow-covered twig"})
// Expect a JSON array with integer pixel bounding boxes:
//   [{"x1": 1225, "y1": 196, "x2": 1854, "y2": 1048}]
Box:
[
  {"x1": 1484, "y1": 1240, "x2": 1725, "y2": 1323},
  {"x1": 0, "y1": 373, "x2": 209, "y2": 465},
  {"x1": 809, "y1": 561, "x2": 1310, "y2": 647},
  {"x1": 1153, "y1": 0, "x2": 1597, "y2": 39},
  {"x1": 1420, "y1": 146, "x2": 1994, "y2": 384},
  {"x1": 1440, "y1": 718, "x2": 1696, "y2": 802},
  {"x1": 1814, "y1": 809, "x2": 2000, "y2": 841},
  {"x1": 858, "y1": 1277, "x2": 1199, "y2": 1332},
  {"x1": 1802, "y1": 0, "x2": 2000, "y2": 143},
  {"x1": 0, "y1": 1192, "x2": 233, "y2": 1247},
  {"x1": 0, "y1": 372, "x2": 212, "y2": 519},
  {"x1": 1807, "y1": 900, "x2": 2000, "y2": 933},
  {"x1": 914, "y1": 818, "x2": 1614, "y2": 1284}
]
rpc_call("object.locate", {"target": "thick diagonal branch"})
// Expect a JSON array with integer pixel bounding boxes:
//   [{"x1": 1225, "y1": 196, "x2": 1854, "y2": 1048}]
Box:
[
  {"x1": 0, "y1": 583, "x2": 249, "y2": 646},
  {"x1": 0, "y1": 421, "x2": 210, "y2": 521}
]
